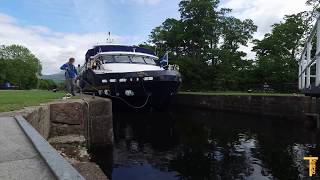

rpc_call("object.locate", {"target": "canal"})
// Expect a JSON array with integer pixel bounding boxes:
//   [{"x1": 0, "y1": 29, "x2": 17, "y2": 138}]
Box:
[{"x1": 91, "y1": 107, "x2": 319, "y2": 180}]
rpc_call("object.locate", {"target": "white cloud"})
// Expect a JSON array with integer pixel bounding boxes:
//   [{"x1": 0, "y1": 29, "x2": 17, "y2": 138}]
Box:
[
  {"x1": 224, "y1": 0, "x2": 309, "y2": 38},
  {"x1": 0, "y1": 13, "x2": 144, "y2": 74},
  {"x1": 0, "y1": 13, "x2": 16, "y2": 24},
  {"x1": 223, "y1": 0, "x2": 310, "y2": 58}
]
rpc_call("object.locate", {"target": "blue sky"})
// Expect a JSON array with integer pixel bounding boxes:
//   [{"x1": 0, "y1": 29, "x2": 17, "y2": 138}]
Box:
[
  {"x1": 0, "y1": 0, "x2": 308, "y2": 74},
  {"x1": 0, "y1": 0, "x2": 181, "y2": 38}
]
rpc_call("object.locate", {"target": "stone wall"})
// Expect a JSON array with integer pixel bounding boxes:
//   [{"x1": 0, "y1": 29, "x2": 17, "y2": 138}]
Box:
[
  {"x1": 19, "y1": 98, "x2": 113, "y2": 148},
  {"x1": 47, "y1": 98, "x2": 112, "y2": 179},
  {"x1": 17, "y1": 98, "x2": 113, "y2": 180},
  {"x1": 50, "y1": 100, "x2": 86, "y2": 137},
  {"x1": 48, "y1": 98, "x2": 114, "y2": 148},
  {"x1": 85, "y1": 98, "x2": 113, "y2": 148},
  {"x1": 22, "y1": 105, "x2": 51, "y2": 139},
  {"x1": 173, "y1": 94, "x2": 316, "y2": 120}
]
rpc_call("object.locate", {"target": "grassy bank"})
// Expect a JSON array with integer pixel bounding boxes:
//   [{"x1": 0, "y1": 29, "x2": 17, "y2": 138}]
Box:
[
  {"x1": 179, "y1": 91, "x2": 301, "y2": 96},
  {"x1": 0, "y1": 90, "x2": 65, "y2": 112}
]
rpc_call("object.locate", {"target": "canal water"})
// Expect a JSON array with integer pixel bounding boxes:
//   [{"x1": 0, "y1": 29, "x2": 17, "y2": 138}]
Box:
[{"x1": 91, "y1": 107, "x2": 320, "y2": 180}]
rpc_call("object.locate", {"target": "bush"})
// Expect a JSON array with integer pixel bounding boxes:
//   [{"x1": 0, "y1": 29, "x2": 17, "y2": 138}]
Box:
[{"x1": 39, "y1": 79, "x2": 57, "y2": 90}]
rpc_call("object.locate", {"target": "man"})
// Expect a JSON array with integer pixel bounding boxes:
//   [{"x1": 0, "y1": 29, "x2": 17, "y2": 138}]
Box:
[{"x1": 60, "y1": 57, "x2": 78, "y2": 96}]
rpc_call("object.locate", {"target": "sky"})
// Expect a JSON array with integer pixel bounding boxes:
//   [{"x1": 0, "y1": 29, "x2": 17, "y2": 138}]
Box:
[{"x1": 0, "y1": 0, "x2": 310, "y2": 74}]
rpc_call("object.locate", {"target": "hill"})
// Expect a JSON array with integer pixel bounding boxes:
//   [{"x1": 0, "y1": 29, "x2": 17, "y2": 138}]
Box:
[{"x1": 41, "y1": 72, "x2": 65, "y2": 82}]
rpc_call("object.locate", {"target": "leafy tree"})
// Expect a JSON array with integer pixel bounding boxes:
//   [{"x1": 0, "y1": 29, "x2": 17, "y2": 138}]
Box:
[
  {"x1": 151, "y1": 18, "x2": 185, "y2": 57},
  {"x1": 252, "y1": 13, "x2": 308, "y2": 84},
  {"x1": 215, "y1": 17, "x2": 256, "y2": 89},
  {"x1": 220, "y1": 18, "x2": 257, "y2": 52},
  {"x1": 148, "y1": 0, "x2": 257, "y2": 90},
  {"x1": 175, "y1": 57, "x2": 214, "y2": 90},
  {"x1": 179, "y1": 0, "x2": 221, "y2": 59},
  {"x1": 0, "y1": 45, "x2": 41, "y2": 89}
]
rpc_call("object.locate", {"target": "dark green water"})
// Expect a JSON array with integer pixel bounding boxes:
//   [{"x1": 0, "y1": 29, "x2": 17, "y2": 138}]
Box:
[{"x1": 92, "y1": 108, "x2": 320, "y2": 180}]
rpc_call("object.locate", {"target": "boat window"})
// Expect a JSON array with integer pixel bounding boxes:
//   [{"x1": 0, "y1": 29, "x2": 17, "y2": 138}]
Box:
[
  {"x1": 114, "y1": 56, "x2": 131, "y2": 63},
  {"x1": 130, "y1": 56, "x2": 145, "y2": 63},
  {"x1": 144, "y1": 57, "x2": 156, "y2": 65},
  {"x1": 99, "y1": 55, "x2": 114, "y2": 63}
]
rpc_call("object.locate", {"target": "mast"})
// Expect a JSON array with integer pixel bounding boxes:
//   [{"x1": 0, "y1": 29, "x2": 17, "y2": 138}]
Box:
[{"x1": 106, "y1": 32, "x2": 114, "y2": 44}]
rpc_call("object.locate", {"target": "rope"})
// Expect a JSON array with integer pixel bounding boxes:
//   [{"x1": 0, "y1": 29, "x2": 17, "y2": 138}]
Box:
[
  {"x1": 109, "y1": 94, "x2": 150, "y2": 109},
  {"x1": 80, "y1": 78, "x2": 150, "y2": 109}
]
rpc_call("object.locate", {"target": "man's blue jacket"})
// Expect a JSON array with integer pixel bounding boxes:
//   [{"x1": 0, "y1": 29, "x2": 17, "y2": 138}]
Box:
[{"x1": 60, "y1": 63, "x2": 78, "y2": 79}]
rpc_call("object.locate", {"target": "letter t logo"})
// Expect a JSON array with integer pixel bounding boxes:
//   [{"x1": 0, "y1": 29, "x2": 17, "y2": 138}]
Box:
[{"x1": 304, "y1": 157, "x2": 318, "y2": 177}]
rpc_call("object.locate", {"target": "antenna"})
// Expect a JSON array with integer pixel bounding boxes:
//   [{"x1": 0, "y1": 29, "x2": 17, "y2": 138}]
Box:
[{"x1": 106, "y1": 32, "x2": 114, "y2": 44}]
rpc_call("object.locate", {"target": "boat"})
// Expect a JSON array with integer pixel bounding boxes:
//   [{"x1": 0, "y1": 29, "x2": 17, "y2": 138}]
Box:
[{"x1": 78, "y1": 45, "x2": 182, "y2": 108}]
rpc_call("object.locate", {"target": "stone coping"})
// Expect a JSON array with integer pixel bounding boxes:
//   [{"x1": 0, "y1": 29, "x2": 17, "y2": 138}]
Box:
[{"x1": 15, "y1": 115, "x2": 85, "y2": 180}]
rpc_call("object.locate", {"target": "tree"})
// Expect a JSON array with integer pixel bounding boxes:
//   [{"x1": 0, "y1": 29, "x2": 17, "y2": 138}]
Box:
[
  {"x1": 252, "y1": 13, "x2": 308, "y2": 84},
  {"x1": 148, "y1": 0, "x2": 319, "y2": 92},
  {"x1": 179, "y1": 0, "x2": 221, "y2": 59},
  {"x1": 0, "y1": 45, "x2": 41, "y2": 89},
  {"x1": 215, "y1": 17, "x2": 257, "y2": 89},
  {"x1": 220, "y1": 18, "x2": 257, "y2": 52},
  {"x1": 149, "y1": 19, "x2": 185, "y2": 57},
  {"x1": 148, "y1": 0, "x2": 257, "y2": 90}
]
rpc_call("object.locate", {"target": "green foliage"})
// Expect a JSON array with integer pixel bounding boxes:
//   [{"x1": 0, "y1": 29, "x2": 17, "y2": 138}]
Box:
[
  {"x1": 147, "y1": 0, "x2": 315, "y2": 92},
  {"x1": 148, "y1": 0, "x2": 257, "y2": 91},
  {"x1": 220, "y1": 18, "x2": 257, "y2": 51},
  {"x1": 252, "y1": 13, "x2": 307, "y2": 84},
  {"x1": 175, "y1": 57, "x2": 213, "y2": 90},
  {"x1": 39, "y1": 79, "x2": 57, "y2": 90},
  {"x1": 56, "y1": 82, "x2": 66, "y2": 91},
  {"x1": 0, "y1": 45, "x2": 41, "y2": 89}
]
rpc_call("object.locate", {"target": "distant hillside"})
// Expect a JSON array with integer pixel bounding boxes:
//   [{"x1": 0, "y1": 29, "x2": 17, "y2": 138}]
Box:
[{"x1": 41, "y1": 72, "x2": 65, "y2": 82}]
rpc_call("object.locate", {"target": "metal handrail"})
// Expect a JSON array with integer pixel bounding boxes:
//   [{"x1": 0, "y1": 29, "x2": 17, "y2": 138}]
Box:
[
  {"x1": 299, "y1": 18, "x2": 320, "y2": 61},
  {"x1": 299, "y1": 15, "x2": 320, "y2": 90},
  {"x1": 298, "y1": 51, "x2": 320, "y2": 77}
]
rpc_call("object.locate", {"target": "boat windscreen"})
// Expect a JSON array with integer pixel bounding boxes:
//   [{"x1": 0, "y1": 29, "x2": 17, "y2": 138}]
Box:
[
  {"x1": 144, "y1": 57, "x2": 156, "y2": 65},
  {"x1": 130, "y1": 56, "x2": 145, "y2": 63},
  {"x1": 114, "y1": 56, "x2": 131, "y2": 63},
  {"x1": 100, "y1": 55, "x2": 114, "y2": 63}
]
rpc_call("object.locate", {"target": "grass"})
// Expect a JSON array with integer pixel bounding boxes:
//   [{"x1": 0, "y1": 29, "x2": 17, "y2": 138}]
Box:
[
  {"x1": 179, "y1": 91, "x2": 300, "y2": 96},
  {"x1": 0, "y1": 90, "x2": 66, "y2": 112}
]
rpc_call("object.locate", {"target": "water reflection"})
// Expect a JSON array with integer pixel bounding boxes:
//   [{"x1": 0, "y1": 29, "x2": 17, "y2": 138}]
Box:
[{"x1": 92, "y1": 107, "x2": 320, "y2": 180}]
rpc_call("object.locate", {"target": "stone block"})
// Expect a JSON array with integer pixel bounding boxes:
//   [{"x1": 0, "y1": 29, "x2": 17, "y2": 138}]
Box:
[
  {"x1": 89, "y1": 115, "x2": 113, "y2": 147},
  {"x1": 50, "y1": 123, "x2": 84, "y2": 137},
  {"x1": 38, "y1": 106, "x2": 50, "y2": 139},
  {"x1": 50, "y1": 102, "x2": 84, "y2": 125},
  {"x1": 85, "y1": 98, "x2": 113, "y2": 149},
  {"x1": 88, "y1": 98, "x2": 112, "y2": 116},
  {"x1": 24, "y1": 105, "x2": 50, "y2": 139}
]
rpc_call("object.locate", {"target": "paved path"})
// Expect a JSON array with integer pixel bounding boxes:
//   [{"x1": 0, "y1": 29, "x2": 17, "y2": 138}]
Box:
[{"x1": 0, "y1": 117, "x2": 55, "y2": 180}]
